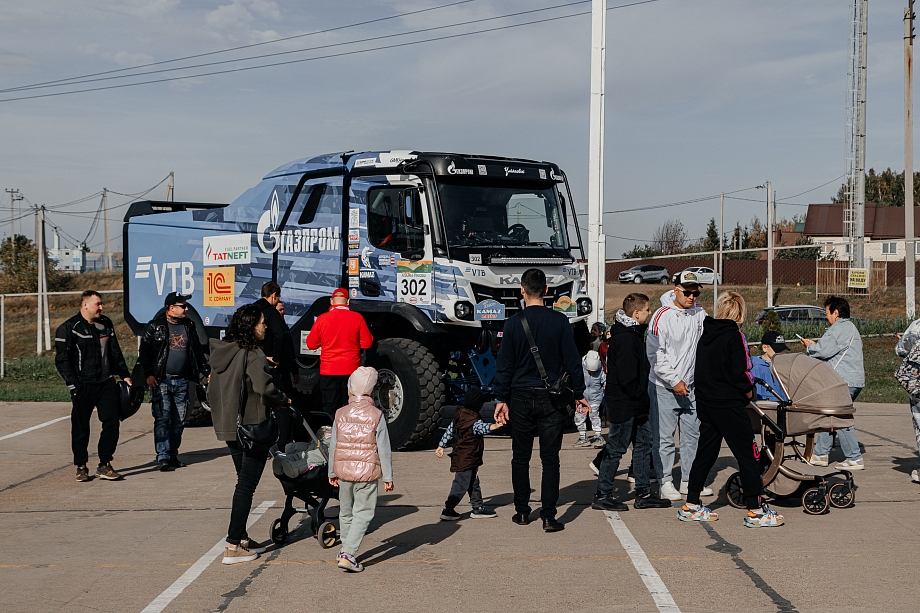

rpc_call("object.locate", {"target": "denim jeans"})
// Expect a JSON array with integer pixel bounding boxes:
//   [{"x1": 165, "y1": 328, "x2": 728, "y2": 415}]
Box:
[
  {"x1": 649, "y1": 382, "x2": 700, "y2": 485},
  {"x1": 815, "y1": 387, "x2": 863, "y2": 460},
  {"x1": 151, "y1": 377, "x2": 189, "y2": 463},
  {"x1": 509, "y1": 387, "x2": 567, "y2": 519},
  {"x1": 597, "y1": 416, "x2": 653, "y2": 497},
  {"x1": 226, "y1": 441, "x2": 268, "y2": 545}
]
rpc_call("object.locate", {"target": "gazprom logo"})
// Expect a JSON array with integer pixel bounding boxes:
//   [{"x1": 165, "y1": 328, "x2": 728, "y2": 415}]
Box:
[{"x1": 257, "y1": 189, "x2": 340, "y2": 255}]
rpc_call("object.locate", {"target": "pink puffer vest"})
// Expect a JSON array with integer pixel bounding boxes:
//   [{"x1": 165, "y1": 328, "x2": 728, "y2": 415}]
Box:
[{"x1": 333, "y1": 396, "x2": 383, "y2": 482}]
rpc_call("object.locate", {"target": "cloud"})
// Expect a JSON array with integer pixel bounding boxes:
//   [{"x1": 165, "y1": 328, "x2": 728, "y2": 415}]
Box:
[
  {"x1": 206, "y1": 0, "x2": 282, "y2": 32},
  {"x1": 113, "y1": 51, "x2": 154, "y2": 67}
]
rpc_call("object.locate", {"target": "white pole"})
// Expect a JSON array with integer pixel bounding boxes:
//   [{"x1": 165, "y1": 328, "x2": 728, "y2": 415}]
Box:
[
  {"x1": 587, "y1": 0, "x2": 607, "y2": 323},
  {"x1": 906, "y1": 2, "x2": 916, "y2": 320},
  {"x1": 41, "y1": 207, "x2": 51, "y2": 351},
  {"x1": 854, "y1": 0, "x2": 869, "y2": 269},
  {"x1": 103, "y1": 188, "x2": 112, "y2": 271},
  {"x1": 35, "y1": 207, "x2": 43, "y2": 355},
  {"x1": 767, "y1": 181, "x2": 774, "y2": 308},
  {"x1": 1, "y1": 294, "x2": 5, "y2": 378}
]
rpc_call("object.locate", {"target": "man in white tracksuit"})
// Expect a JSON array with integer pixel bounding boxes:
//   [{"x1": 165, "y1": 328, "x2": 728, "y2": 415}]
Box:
[{"x1": 646, "y1": 271, "x2": 714, "y2": 501}]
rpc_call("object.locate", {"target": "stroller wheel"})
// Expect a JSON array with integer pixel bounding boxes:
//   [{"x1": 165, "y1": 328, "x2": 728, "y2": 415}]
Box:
[
  {"x1": 317, "y1": 521, "x2": 337, "y2": 549},
  {"x1": 828, "y1": 482, "x2": 855, "y2": 508},
  {"x1": 271, "y1": 518, "x2": 288, "y2": 545},
  {"x1": 802, "y1": 488, "x2": 830, "y2": 515},
  {"x1": 724, "y1": 472, "x2": 746, "y2": 509}
]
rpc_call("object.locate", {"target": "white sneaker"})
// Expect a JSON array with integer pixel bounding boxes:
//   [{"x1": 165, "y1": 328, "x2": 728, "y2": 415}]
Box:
[
  {"x1": 807, "y1": 454, "x2": 829, "y2": 467},
  {"x1": 589, "y1": 461, "x2": 599, "y2": 476},
  {"x1": 659, "y1": 481, "x2": 682, "y2": 501},
  {"x1": 834, "y1": 458, "x2": 865, "y2": 471},
  {"x1": 911, "y1": 469, "x2": 920, "y2": 483},
  {"x1": 679, "y1": 481, "x2": 713, "y2": 497}
]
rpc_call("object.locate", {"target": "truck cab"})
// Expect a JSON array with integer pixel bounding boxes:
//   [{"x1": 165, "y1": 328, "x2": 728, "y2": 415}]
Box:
[{"x1": 124, "y1": 151, "x2": 591, "y2": 449}]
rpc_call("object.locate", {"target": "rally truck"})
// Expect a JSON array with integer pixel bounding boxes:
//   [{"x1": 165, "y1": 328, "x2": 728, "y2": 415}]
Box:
[{"x1": 123, "y1": 151, "x2": 593, "y2": 449}]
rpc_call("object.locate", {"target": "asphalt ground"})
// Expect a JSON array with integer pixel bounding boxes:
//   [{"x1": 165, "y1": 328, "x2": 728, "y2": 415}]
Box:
[{"x1": 2, "y1": 400, "x2": 919, "y2": 613}]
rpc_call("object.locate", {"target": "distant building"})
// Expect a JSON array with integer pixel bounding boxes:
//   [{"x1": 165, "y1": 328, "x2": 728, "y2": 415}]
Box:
[{"x1": 802, "y1": 203, "x2": 920, "y2": 261}]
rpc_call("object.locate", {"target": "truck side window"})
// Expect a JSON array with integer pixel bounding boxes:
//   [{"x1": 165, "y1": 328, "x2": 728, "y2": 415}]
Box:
[
  {"x1": 367, "y1": 187, "x2": 424, "y2": 255},
  {"x1": 297, "y1": 184, "x2": 326, "y2": 225}
]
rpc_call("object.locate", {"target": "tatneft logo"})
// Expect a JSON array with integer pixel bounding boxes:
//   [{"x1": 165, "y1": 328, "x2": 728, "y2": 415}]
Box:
[
  {"x1": 257, "y1": 190, "x2": 341, "y2": 254},
  {"x1": 134, "y1": 257, "x2": 195, "y2": 296},
  {"x1": 504, "y1": 167, "x2": 525, "y2": 177},
  {"x1": 447, "y1": 161, "x2": 474, "y2": 175},
  {"x1": 203, "y1": 234, "x2": 251, "y2": 265}
]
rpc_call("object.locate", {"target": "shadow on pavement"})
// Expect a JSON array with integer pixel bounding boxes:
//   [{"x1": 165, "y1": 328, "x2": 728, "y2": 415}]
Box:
[
  {"x1": 118, "y1": 446, "x2": 230, "y2": 476},
  {"x1": 360, "y1": 520, "x2": 461, "y2": 566}
]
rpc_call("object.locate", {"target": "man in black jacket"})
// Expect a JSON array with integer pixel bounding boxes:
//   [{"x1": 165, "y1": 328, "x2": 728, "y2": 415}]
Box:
[
  {"x1": 254, "y1": 281, "x2": 298, "y2": 446},
  {"x1": 139, "y1": 292, "x2": 209, "y2": 471},
  {"x1": 593, "y1": 293, "x2": 671, "y2": 511},
  {"x1": 55, "y1": 290, "x2": 132, "y2": 482},
  {"x1": 493, "y1": 268, "x2": 589, "y2": 532}
]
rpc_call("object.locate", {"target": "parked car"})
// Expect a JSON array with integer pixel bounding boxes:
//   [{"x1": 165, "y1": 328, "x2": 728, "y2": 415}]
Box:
[
  {"x1": 756, "y1": 305, "x2": 826, "y2": 326},
  {"x1": 671, "y1": 267, "x2": 720, "y2": 285},
  {"x1": 618, "y1": 264, "x2": 670, "y2": 284}
]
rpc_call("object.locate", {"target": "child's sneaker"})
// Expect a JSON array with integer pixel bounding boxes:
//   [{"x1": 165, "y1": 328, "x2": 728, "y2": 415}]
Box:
[
  {"x1": 471, "y1": 507, "x2": 497, "y2": 519},
  {"x1": 677, "y1": 503, "x2": 718, "y2": 522},
  {"x1": 592, "y1": 436, "x2": 606, "y2": 448},
  {"x1": 440, "y1": 508, "x2": 461, "y2": 521},
  {"x1": 744, "y1": 504, "x2": 784, "y2": 528},
  {"x1": 574, "y1": 437, "x2": 593, "y2": 447},
  {"x1": 222, "y1": 545, "x2": 258, "y2": 565},
  {"x1": 337, "y1": 552, "x2": 364, "y2": 572}
]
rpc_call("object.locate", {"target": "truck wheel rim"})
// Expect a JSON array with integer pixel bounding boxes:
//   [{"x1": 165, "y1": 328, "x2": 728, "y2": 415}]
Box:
[{"x1": 375, "y1": 369, "x2": 404, "y2": 423}]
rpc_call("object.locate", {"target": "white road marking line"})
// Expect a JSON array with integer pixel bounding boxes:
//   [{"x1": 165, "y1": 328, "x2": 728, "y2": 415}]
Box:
[
  {"x1": 0, "y1": 416, "x2": 70, "y2": 441},
  {"x1": 604, "y1": 511, "x2": 681, "y2": 613},
  {"x1": 140, "y1": 500, "x2": 276, "y2": 613}
]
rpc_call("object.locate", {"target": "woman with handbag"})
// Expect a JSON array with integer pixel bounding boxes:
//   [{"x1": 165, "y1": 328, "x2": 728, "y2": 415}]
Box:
[{"x1": 207, "y1": 303, "x2": 289, "y2": 564}]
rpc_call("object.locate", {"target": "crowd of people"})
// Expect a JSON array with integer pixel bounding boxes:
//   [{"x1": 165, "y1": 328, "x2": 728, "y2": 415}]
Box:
[{"x1": 53, "y1": 267, "x2": 920, "y2": 572}]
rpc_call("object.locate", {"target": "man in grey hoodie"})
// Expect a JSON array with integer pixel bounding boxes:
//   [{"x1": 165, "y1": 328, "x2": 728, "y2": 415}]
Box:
[
  {"x1": 802, "y1": 295, "x2": 865, "y2": 470},
  {"x1": 896, "y1": 319, "x2": 920, "y2": 483}
]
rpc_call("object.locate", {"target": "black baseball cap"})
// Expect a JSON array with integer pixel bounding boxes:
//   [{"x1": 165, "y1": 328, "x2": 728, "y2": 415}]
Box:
[
  {"x1": 760, "y1": 331, "x2": 789, "y2": 352},
  {"x1": 164, "y1": 292, "x2": 191, "y2": 307}
]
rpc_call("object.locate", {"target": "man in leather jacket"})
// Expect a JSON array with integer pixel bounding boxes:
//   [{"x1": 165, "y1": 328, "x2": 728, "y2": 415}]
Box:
[
  {"x1": 139, "y1": 292, "x2": 209, "y2": 471},
  {"x1": 55, "y1": 290, "x2": 132, "y2": 482}
]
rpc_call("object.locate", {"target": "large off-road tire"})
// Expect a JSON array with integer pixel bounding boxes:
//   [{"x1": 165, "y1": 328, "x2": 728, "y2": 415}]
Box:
[
  {"x1": 184, "y1": 383, "x2": 212, "y2": 428},
  {"x1": 368, "y1": 338, "x2": 444, "y2": 450}
]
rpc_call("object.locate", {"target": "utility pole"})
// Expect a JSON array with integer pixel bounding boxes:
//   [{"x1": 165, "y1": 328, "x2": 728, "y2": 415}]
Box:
[
  {"x1": 36, "y1": 206, "x2": 44, "y2": 354},
  {"x1": 716, "y1": 191, "x2": 724, "y2": 309},
  {"x1": 5, "y1": 189, "x2": 22, "y2": 240},
  {"x1": 40, "y1": 206, "x2": 50, "y2": 351},
  {"x1": 587, "y1": 0, "x2": 607, "y2": 323},
  {"x1": 766, "y1": 181, "x2": 774, "y2": 308},
  {"x1": 102, "y1": 188, "x2": 112, "y2": 271},
  {"x1": 167, "y1": 171, "x2": 174, "y2": 202},
  {"x1": 854, "y1": 0, "x2": 869, "y2": 268},
  {"x1": 907, "y1": 0, "x2": 916, "y2": 320}
]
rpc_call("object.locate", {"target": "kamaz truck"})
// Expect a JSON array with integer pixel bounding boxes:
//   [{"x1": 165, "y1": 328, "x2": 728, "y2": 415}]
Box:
[{"x1": 123, "y1": 151, "x2": 592, "y2": 449}]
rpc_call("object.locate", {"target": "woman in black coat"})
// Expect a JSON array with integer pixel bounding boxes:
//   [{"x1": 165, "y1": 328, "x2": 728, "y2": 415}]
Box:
[{"x1": 678, "y1": 291, "x2": 784, "y2": 528}]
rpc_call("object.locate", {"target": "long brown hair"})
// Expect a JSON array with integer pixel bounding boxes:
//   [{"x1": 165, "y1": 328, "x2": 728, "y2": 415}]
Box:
[{"x1": 224, "y1": 304, "x2": 263, "y2": 350}]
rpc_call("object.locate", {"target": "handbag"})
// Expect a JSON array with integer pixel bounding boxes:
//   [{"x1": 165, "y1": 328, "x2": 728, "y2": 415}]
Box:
[
  {"x1": 235, "y1": 348, "x2": 279, "y2": 452},
  {"x1": 519, "y1": 312, "x2": 574, "y2": 411},
  {"x1": 896, "y1": 339, "x2": 920, "y2": 397}
]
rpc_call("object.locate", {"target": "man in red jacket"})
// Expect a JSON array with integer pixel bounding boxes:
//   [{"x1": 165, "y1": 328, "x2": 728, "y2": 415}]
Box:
[{"x1": 307, "y1": 288, "x2": 374, "y2": 416}]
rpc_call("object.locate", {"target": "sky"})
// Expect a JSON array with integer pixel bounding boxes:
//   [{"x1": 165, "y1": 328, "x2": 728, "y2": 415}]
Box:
[{"x1": 0, "y1": 0, "x2": 915, "y2": 258}]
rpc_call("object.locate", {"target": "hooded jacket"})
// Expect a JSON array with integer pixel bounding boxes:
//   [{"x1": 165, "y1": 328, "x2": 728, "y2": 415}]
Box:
[
  {"x1": 694, "y1": 317, "x2": 754, "y2": 409},
  {"x1": 646, "y1": 290, "x2": 707, "y2": 389},
  {"x1": 605, "y1": 312, "x2": 651, "y2": 423},
  {"x1": 207, "y1": 339, "x2": 288, "y2": 442}
]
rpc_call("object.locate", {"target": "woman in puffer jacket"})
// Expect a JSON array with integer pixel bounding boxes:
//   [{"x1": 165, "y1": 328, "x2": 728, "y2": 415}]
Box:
[{"x1": 208, "y1": 303, "x2": 289, "y2": 564}]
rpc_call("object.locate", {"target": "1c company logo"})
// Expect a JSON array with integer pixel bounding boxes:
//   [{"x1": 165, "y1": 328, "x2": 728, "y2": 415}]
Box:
[{"x1": 204, "y1": 267, "x2": 235, "y2": 306}]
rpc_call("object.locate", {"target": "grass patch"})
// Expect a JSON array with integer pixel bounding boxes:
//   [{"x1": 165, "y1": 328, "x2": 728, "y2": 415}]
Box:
[{"x1": 1, "y1": 354, "x2": 137, "y2": 402}]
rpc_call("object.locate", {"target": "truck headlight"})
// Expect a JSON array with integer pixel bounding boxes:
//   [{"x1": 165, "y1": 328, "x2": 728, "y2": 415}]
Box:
[
  {"x1": 454, "y1": 301, "x2": 474, "y2": 320},
  {"x1": 577, "y1": 298, "x2": 593, "y2": 316}
]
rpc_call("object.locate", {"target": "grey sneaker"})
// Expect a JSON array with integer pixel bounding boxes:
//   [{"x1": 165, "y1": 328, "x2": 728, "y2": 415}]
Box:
[
  {"x1": 592, "y1": 436, "x2": 606, "y2": 449},
  {"x1": 96, "y1": 463, "x2": 123, "y2": 480},
  {"x1": 574, "y1": 437, "x2": 593, "y2": 447},
  {"x1": 471, "y1": 507, "x2": 497, "y2": 519},
  {"x1": 337, "y1": 552, "x2": 364, "y2": 572}
]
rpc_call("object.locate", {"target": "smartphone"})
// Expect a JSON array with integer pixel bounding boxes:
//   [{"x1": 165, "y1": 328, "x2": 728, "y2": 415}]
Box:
[{"x1": 795, "y1": 333, "x2": 805, "y2": 342}]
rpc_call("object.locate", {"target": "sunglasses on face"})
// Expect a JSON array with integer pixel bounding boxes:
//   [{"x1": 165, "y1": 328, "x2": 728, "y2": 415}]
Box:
[
  {"x1": 173, "y1": 304, "x2": 189, "y2": 309},
  {"x1": 680, "y1": 289, "x2": 701, "y2": 298}
]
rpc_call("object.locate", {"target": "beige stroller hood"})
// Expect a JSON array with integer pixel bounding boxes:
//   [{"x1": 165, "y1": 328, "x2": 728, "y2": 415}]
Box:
[{"x1": 770, "y1": 353, "x2": 854, "y2": 413}]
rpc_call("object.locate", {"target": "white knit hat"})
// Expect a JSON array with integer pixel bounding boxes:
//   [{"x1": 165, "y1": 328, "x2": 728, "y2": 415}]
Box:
[
  {"x1": 583, "y1": 350, "x2": 601, "y2": 372},
  {"x1": 348, "y1": 366, "x2": 378, "y2": 396}
]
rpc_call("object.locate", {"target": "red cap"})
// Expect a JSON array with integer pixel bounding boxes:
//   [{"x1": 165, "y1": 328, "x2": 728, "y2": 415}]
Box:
[{"x1": 331, "y1": 288, "x2": 348, "y2": 298}]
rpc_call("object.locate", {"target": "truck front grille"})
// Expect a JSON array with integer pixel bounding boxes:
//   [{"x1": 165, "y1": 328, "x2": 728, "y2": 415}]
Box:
[{"x1": 469, "y1": 282, "x2": 573, "y2": 318}]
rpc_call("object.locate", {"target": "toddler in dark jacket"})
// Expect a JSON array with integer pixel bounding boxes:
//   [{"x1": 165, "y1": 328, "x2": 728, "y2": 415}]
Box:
[{"x1": 436, "y1": 388, "x2": 501, "y2": 520}]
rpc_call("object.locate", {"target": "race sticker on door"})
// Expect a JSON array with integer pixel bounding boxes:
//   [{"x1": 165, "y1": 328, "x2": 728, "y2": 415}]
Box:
[
  {"x1": 553, "y1": 295, "x2": 576, "y2": 317},
  {"x1": 203, "y1": 267, "x2": 235, "y2": 306},
  {"x1": 396, "y1": 260, "x2": 432, "y2": 306}
]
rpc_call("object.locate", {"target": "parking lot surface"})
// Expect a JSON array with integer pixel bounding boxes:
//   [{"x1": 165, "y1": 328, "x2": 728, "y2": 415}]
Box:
[{"x1": 1, "y1": 400, "x2": 918, "y2": 613}]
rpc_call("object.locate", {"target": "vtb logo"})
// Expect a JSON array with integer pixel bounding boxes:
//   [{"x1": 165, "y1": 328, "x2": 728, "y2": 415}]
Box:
[{"x1": 203, "y1": 267, "x2": 235, "y2": 306}]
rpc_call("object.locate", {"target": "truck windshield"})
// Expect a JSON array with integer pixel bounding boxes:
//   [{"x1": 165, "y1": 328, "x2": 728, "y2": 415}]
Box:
[{"x1": 436, "y1": 179, "x2": 570, "y2": 251}]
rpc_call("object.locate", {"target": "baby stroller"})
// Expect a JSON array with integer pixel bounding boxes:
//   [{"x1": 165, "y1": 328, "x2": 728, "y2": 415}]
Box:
[
  {"x1": 268, "y1": 407, "x2": 339, "y2": 548},
  {"x1": 724, "y1": 353, "x2": 858, "y2": 515}
]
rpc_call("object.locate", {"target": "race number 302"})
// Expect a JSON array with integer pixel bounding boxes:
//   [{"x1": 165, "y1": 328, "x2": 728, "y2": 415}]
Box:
[{"x1": 396, "y1": 260, "x2": 432, "y2": 306}]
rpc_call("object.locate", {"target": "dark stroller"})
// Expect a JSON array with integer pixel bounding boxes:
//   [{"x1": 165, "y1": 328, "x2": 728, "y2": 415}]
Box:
[
  {"x1": 268, "y1": 408, "x2": 339, "y2": 548},
  {"x1": 724, "y1": 353, "x2": 858, "y2": 515}
]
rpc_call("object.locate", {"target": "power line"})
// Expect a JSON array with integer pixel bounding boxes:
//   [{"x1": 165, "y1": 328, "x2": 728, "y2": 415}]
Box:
[
  {"x1": 576, "y1": 184, "x2": 761, "y2": 216},
  {"x1": 0, "y1": 0, "x2": 480, "y2": 94},
  {"x1": 0, "y1": 0, "x2": 664, "y2": 103}
]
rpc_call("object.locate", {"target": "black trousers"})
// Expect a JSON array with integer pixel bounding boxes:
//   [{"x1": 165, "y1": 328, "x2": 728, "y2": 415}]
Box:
[
  {"x1": 71, "y1": 379, "x2": 120, "y2": 466},
  {"x1": 319, "y1": 374, "x2": 350, "y2": 417},
  {"x1": 445, "y1": 467, "x2": 483, "y2": 510},
  {"x1": 687, "y1": 404, "x2": 761, "y2": 509},
  {"x1": 509, "y1": 388, "x2": 566, "y2": 519},
  {"x1": 226, "y1": 441, "x2": 268, "y2": 545}
]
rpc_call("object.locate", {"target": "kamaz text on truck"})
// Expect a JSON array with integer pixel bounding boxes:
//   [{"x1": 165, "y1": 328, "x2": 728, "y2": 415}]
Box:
[{"x1": 124, "y1": 151, "x2": 593, "y2": 449}]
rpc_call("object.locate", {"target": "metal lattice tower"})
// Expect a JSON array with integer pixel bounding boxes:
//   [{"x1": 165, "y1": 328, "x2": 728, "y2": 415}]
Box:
[{"x1": 845, "y1": 0, "x2": 868, "y2": 266}]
